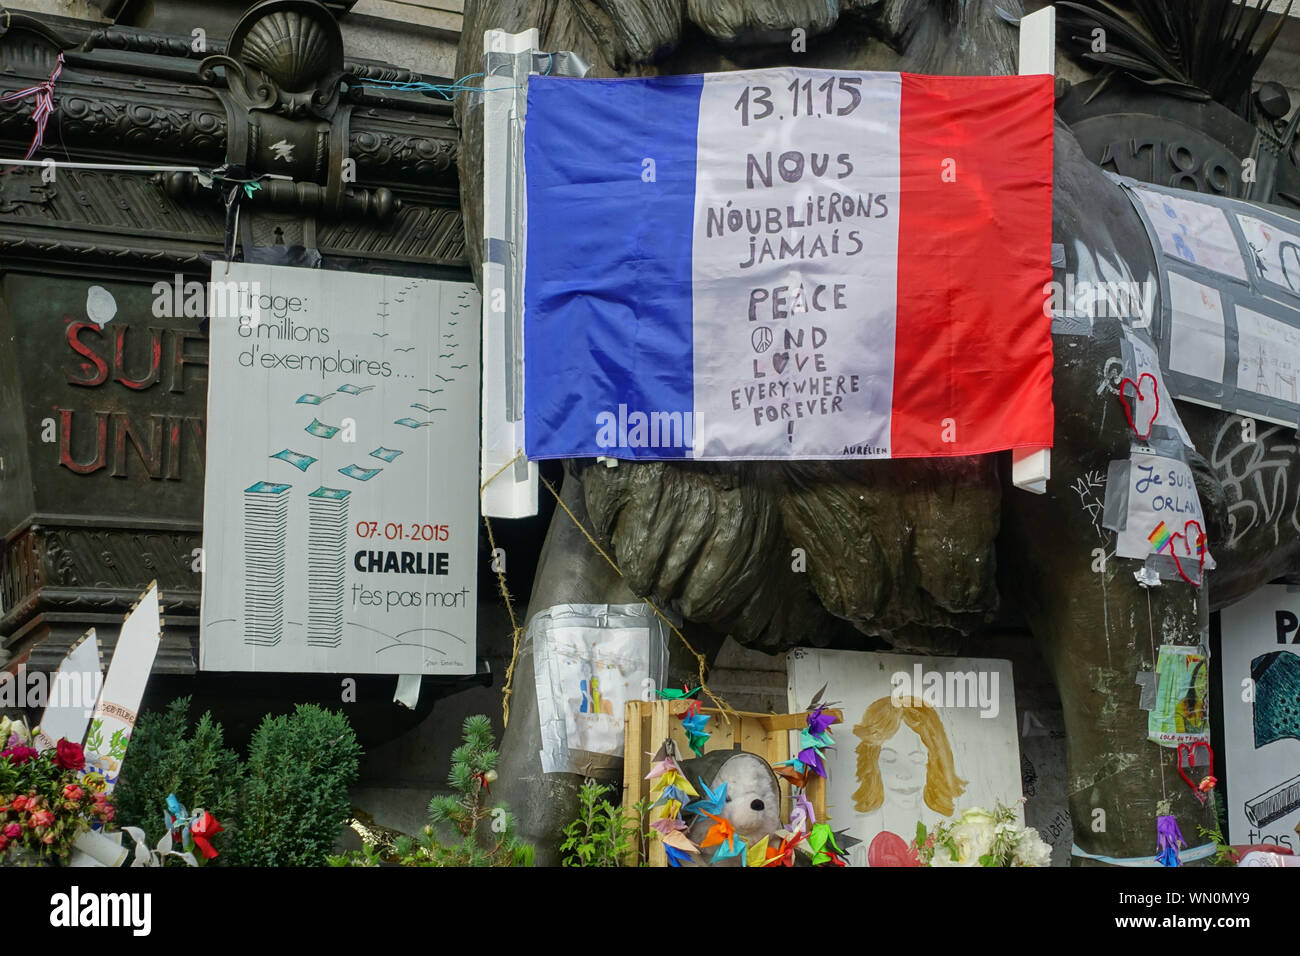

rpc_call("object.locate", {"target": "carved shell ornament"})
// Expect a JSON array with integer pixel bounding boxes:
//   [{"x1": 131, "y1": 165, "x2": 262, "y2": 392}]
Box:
[{"x1": 199, "y1": 0, "x2": 345, "y2": 118}]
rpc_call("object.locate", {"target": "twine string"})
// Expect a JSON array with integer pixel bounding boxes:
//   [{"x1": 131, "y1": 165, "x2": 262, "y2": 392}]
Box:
[{"x1": 480, "y1": 450, "x2": 735, "y2": 727}]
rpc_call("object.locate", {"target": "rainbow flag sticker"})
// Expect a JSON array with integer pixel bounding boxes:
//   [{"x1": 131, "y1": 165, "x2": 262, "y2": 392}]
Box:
[{"x1": 1148, "y1": 521, "x2": 1172, "y2": 553}]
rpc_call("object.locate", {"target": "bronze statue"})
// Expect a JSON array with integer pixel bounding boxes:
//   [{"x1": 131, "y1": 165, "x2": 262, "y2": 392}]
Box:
[{"x1": 455, "y1": 0, "x2": 1300, "y2": 864}]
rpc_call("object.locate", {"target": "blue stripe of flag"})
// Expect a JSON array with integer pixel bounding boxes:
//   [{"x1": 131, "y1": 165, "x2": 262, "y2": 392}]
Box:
[{"x1": 524, "y1": 74, "x2": 702, "y2": 459}]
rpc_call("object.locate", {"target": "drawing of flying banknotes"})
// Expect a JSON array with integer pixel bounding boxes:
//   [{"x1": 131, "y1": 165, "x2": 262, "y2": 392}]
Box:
[
  {"x1": 338, "y1": 464, "x2": 382, "y2": 481},
  {"x1": 305, "y1": 418, "x2": 340, "y2": 438},
  {"x1": 296, "y1": 393, "x2": 334, "y2": 405},
  {"x1": 336, "y1": 383, "x2": 375, "y2": 395},
  {"x1": 393, "y1": 418, "x2": 433, "y2": 428},
  {"x1": 370, "y1": 447, "x2": 403, "y2": 462},
  {"x1": 271, "y1": 449, "x2": 318, "y2": 471}
]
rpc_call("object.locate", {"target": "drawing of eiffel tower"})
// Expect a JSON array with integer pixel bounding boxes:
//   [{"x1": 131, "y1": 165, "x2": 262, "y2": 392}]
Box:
[{"x1": 1256, "y1": 344, "x2": 1271, "y2": 396}]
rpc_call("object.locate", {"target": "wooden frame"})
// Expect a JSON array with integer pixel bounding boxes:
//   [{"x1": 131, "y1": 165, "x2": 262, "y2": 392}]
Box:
[{"x1": 621, "y1": 699, "x2": 843, "y2": 866}]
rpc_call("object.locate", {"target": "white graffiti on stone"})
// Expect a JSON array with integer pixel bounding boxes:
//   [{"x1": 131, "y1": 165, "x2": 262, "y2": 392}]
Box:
[
  {"x1": 1211, "y1": 417, "x2": 1300, "y2": 547},
  {"x1": 1072, "y1": 468, "x2": 1108, "y2": 538}
]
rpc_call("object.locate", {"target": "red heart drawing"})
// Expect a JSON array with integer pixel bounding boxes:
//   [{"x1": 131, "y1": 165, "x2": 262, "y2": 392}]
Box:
[
  {"x1": 1118, "y1": 373, "x2": 1160, "y2": 439},
  {"x1": 1169, "y1": 520, "x2": 1207, "y2": 587},
  {"x1": 1177, "y1": 741, "x2": 1216, "y2": 804}
]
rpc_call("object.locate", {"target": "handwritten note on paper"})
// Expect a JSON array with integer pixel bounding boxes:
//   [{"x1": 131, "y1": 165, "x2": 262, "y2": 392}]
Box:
[
  {"x1": 1237, "y1": 213, "x2": 1300, "y2": 295},
  {"x1": 1115, "y1": 451, "x2": 1215, "y2": 567},
  {"x1": 1124, "y1": 328, "x2": 1194, "y2": 448},
  {"x1": 1165, "y1": 272, "x2": 1227, "y2": 386},
  {"x1": 1135, "y1": 189, "x2": 1246, "y2": 280},
  {"x1": 1236, "y1": 306, "x2": 1300, "y2": 405}
]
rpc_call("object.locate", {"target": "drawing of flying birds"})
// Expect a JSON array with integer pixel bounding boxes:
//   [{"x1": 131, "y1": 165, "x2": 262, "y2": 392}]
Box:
[
  {"x1": 450, "y1": 364, "x2": 468, "y2": 370},
  {"x1": 418, "y1": 388, "x2": 443, "y2": 395},
  {"x1": 409, "y1": 403, "x2": 447, "y2": 413}
]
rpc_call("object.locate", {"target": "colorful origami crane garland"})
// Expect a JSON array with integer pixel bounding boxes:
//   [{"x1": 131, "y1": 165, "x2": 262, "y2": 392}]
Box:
[
  {"x1": 1154, "y1": 814, "x2": 1185, "y2": 868},
  {"x1": 646, "y1": 740, "x2": 702, "y2": 867},
  {"x1": 658, "y1": 686, "x2": 711, "y2": 757},
  {"x1": 774, "y1": 703, "x2": 836, "y2": 783},
  {"x1": 762, "y1": 701, "x2": 851, "y2": 866},
  {"x1": 680, "y1": 702, "x2": 711, "y2": 757}
]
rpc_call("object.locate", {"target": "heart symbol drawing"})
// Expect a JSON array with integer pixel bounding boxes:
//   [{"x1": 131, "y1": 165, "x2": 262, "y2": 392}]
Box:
[
  {"x1": 772, "y1": 352, "x2": 789, "y2": 374},
  {"x1": 1119, "y1": 373, "x2": 1160, "y2": 439},
  {"x1": 1176, "y1": 740, "x2": 1216, "y2": 804},
  {"x1": 1169, "y1": 520, "x2": 1207, "y2": 587}
]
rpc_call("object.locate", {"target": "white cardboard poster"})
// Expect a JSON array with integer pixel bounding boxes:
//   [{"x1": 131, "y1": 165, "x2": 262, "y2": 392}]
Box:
[
  {"x1": 34, "y1": 629, "x2": 102, "y2": 753},
  {"x1": 200, "y1": 264, "x2": 479, "y2": 674},
  {"x1": 788, "y1": 648, "x2": 1021, "y2": 867},
  {"x1": 1221, "y1": 585, "x2": 1300, "y2": 850},
  {"x1": 85, "y1": 584, "x2": 160, "y2": 792}
]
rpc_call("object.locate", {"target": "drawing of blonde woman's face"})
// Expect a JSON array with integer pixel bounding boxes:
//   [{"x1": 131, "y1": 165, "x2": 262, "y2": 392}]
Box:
[
  {"x1": 878, "y1": 723, "x2": 926, "y2": 799},
  {"x1": 853, "y1": 695, "x2": 968, "y2": 817}
]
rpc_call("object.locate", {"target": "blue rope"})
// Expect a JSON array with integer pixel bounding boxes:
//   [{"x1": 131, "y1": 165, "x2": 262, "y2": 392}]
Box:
[
  {"x1": 357, "y1": 73, "x2": 520, "y2": 100},
  {"x1": 1071, "y1": 841, "x2": 1218, "y2": 866}
]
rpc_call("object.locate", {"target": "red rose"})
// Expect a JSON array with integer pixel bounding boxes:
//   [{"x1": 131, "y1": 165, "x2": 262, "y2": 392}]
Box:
[
  {"x1": 54, "y1": 739, "x2": 85, "y2": 772},
  {"x1": 2, "y1": 823, "x2": 19, "y2": 839},
  {"x1": 62, "y1": 784, "x2": 84, "y2": 801},
  {"x1": 0, "y1": 835, "x2": 7, "y2": 851},
  {"x1": 10, "y1": 796, "x2": 27, "y2": 811}
]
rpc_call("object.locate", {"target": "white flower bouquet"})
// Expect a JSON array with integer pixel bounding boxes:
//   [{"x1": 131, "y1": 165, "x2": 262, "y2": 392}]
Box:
[{"x1": 914, "y1": 800, "x2": 1051, "y2": 867}]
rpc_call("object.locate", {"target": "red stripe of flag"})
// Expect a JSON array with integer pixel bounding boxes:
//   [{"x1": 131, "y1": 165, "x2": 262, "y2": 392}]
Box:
[{"x1": 891, "y1": 73, "x2": 1055, "y2": 458}]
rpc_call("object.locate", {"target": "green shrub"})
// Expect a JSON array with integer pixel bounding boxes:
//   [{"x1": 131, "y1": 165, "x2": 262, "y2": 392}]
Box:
[
  {"x1": 329, "y1": 714, "x2": 532, "y2": 867},
  {"x1": 235, "y1": 703, "x2": 362, "y2": 866},
  {"x1": 560, "y1": 780, "x2": 649, "y2": 867},
  {"x1": 112, "y1": 697, "x2": 244, "y2": 863}
]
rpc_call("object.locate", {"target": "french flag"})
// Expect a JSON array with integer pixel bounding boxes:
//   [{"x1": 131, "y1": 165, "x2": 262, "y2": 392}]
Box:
[{"x1": 523, "y1": 68, "x2": 1054, "y2": 460}]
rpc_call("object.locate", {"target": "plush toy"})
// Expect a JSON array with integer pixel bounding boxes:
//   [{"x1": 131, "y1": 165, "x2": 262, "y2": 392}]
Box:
[{"x1": 681, "y1": 747, "x2": 783, "y2": 866}]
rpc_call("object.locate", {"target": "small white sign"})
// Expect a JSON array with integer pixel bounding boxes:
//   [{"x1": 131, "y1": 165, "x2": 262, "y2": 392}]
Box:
[{"x1": 1221, "y1": 585, "x2": 1300, "y2": 851}]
